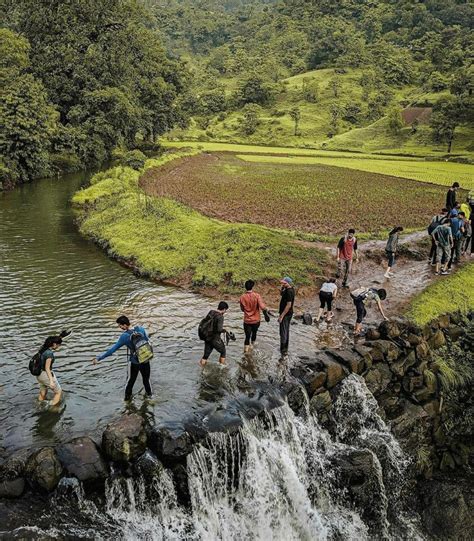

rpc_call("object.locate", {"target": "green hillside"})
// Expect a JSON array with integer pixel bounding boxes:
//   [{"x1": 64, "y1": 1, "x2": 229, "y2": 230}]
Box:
[{"x1": 167, "y1": 67, "x2": 474, "y2": 158}]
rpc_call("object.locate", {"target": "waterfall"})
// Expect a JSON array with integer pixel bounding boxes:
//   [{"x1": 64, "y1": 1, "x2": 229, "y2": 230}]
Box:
[{"x1": 101, "y1": 375, "x2": 423, "y2": 540}]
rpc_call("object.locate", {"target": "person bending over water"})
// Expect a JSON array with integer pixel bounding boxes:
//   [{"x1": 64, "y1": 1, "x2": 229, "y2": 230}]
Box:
[
  {"x1": 240, "y1": 280, "x2": 269, "y2": 353},
  {"x1": 199, "y1": 301, "x2": 229, "y2": 367},
  {"x1": 317, "y1": 278, "x2": 338, "y2": 323},
  {"x1": 92, "y1": 315, "x2": 152, "y2": 401},
  {"x1": 351, "y1": 287, "x2": 388, "y2": 336},
  {"x1": 37, "y1": 336, "x2": 63, "y2": 406}
]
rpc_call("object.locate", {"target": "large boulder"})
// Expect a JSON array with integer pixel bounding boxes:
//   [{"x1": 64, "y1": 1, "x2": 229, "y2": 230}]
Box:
[
  {"x1": 133, "y1": 450, "x2": 164, "y2": 478},
  {"x1": 364, "y1": 364, "x2": 392, "y2": 397},
  {"x1": 369, "y1": 340, "x2": 400, "y2": 363},
  {"x1": 320, "y1": 358, "x2": 348, "y2": 388},
  {"x1": 428, "y1": 330, "x2": 446, "y2": 349},
  {"x1": 390, "y1": 402, "x2": 430, "y2": 452},
  {"x1": 419, "y1": 476, "x2": 474, "y2": 540},
  {"x1": 309, "y1": 391, "x2": 332, "y2": 416},
  {"x1": 102, "y1": 414, "x2": 147, "y2": 463},
  {"x1": 25, "y1": 447, "x2": 63, "y2": 492},
  {"x1": 0, "y1": 448, "x2": 29, "y2": 498},
  {"x1": 327, "y1": 349, "x2": 365, "y2": 375},
  {"x1": 332, "y1": 449, "x2": 387, "y2": 537},
  {"x1": 378, "y1": 320, "x2": 401, "y2": 339},
  {"x1": 56, "y1": 437, "x2": 107, "y2": 485},
  {"x1": 389, "y1": 351, "x2": 417, "y2": 377},
  {"x1": 0, "y1": 478, "x2": 25, "y2": 498},
  {"x1": 287, "y1": 385, "x2": 307, "y2": 414},
  {"x1": 148, "y1": 423, "x2": 193, "y2": 462}
]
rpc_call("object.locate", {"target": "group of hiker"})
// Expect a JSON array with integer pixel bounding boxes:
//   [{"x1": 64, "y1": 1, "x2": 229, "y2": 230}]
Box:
[
  {"x1": 32, "y1": 181, "x2": 472, "y2": 406},
  {"x1": 428, "y1": 182, "x2": 473, "y2": 275}
]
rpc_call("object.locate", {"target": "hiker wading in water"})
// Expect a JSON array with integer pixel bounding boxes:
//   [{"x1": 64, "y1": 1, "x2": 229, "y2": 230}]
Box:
[
  {"x1": 278, "y1": 277, "x2": 295, "y2": 355},
  {"x1": 199, "y1": 301, "x2": 229, "y2": 367},
  {"x1": 239, "y1": 280, "x2": 269, "y2": 353},
  {"x1": 384, "y1": 226, "x2": 404, "y2": 279},
  {"x1": 92, "y1": 315, "x2": 153, "y2": 401},
  {"x1": 37, "y1": 336, "x2": 63, "y2": 406}
]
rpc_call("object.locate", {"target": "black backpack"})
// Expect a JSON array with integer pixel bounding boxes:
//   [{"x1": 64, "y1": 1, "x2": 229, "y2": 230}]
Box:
[
  {"x1": 198, "y1": 312, "x2": 217, "y2": 341},
  {"x1": 29, "y1": 351, "x2": 43, "y2": 376},
  {"x1": 428, "y1": 215, "x2": 446, "y2": 235}
]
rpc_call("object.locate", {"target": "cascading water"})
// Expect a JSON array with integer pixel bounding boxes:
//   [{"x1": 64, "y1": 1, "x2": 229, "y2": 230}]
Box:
[{"x1": 95, "y1": 375, "x2": 423, "y2": 541}]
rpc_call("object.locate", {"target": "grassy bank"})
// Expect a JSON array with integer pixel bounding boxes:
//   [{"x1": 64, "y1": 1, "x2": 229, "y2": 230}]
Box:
[
  {"x1": 72, "y1": 152, "x2": 328, "y2": 293},
  {"x1": 407, "y1": 263, "x2": 474, "y2": 326}
]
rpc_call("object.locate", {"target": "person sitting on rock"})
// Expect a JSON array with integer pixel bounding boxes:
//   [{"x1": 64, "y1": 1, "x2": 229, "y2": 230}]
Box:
[
  {"x1": 91, "y1": 315, "x2": 152, "y2": 401},
  {"x1": 198, "y1": 301, "x2": 229, "y2": 367},
  {"x1": 351, "y1": 287, "x2": 388, "y2": 336}
]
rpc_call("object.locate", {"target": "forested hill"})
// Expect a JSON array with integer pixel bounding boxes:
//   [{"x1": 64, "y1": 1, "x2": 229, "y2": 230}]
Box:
[
  {"x1": 1, "y1": 0, "x2": 473, "y2": 189},
  {"x1": 155, "y1": 0, "x2": 473, "y2": 156}
]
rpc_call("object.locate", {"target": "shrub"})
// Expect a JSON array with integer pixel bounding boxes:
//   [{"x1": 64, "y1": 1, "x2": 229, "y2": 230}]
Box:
[{"x1": 121, "y1": 150, "x2": 146, "y2": 170}]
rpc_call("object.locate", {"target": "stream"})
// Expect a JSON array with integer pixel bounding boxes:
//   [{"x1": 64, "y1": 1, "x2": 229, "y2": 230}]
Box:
[{"x1": 0, "y1": 171, "x2": 340, "y2": 454}]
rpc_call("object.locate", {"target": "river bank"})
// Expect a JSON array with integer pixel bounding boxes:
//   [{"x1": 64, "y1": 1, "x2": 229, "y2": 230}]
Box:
[{"x1": 2, "y1": 314, "x2": 473, "y2": 539}]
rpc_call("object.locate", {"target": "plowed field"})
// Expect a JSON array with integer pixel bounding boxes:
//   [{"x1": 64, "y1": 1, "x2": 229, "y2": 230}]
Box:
[{"x1": 141, "y1": 153, "x2": 448, "y2": 235}]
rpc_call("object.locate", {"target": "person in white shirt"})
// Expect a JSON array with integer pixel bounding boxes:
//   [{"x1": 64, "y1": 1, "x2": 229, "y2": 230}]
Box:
[{"x1": 317, "y1": 278, "x2": 338, "y2": 322}]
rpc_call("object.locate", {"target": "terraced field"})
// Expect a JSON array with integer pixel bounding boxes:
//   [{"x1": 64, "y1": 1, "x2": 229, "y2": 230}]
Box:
[{"x1": 141, "y1": 152, "x2": 449, "y2": 236}]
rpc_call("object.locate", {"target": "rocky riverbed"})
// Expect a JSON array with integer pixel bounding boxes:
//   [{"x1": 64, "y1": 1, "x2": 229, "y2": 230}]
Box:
[{"x1": 1, "y1": 312, "x2": 473, "y2": 539}]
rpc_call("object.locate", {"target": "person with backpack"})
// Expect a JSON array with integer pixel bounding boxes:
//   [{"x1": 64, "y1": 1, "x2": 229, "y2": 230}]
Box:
[
  {"x1": 448, "y1": 211, "x2": 466, "y2": 268},
  {"x1": 336, "y1": 229, "x2": 358, "y2": 288},
  {"x1": 432, "y1": 221, "x2": 453, "y2": 275},
  {"x1": 351, "y1": 287, "x2": 388, "y2": 336},
  {"x1": 35, "y1": 336, "x2": 63, "y2": 406},
  {"x1": 317, "y1": 278, "x2": 338, "y2": 323},
  {"x1": 91, "y1": 315, "x2": 153, "y2": 401},
  {"x1": 384, "y1": 226, "x2": 404, "y2": 279},
  {"x1": 239, "y1": 280, "x2": 269, "y2": 353},
  {"x1": 446, "y1": 182, "x2": 460, "y2": 210},
  {"x1": 461, "y1": 211, "x2": 472, "y2": 257},
  {"x1": 428, "y1": 208, "x2": 449, "y2": 265},
  {"x1": 199, "y1": 301, "x2": 229, "y2": 367},
  {"x1": 279, "y1": 277, "x2": 295, "y2": 355}
]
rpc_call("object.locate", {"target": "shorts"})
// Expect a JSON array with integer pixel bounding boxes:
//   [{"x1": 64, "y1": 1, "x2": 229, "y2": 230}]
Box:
[
  {"x1": 203, "y1": 336, "x2": 226, "y2": 360},
  {"x1": 37, "y1": 370, "x2": 61, "y2": 393},
  {"x1": 436, "y1": 244, "x2": 451, "y2": 263},
  {"x1": 354, "y1": 299, "x2": 367, "y2": 324},
  {"x1": 385, "y1": 250, "x2": 395, "y2": 267},
  {"x1": 319, "y1": 291, "x2": 333, "y2": 311}
]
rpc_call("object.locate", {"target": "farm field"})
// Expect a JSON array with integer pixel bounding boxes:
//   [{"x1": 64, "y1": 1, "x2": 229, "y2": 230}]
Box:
[
  {"x1": 237, "y1": 154, "x2": 474, "y2": 189},
  {"x1": 141, "y1": 152, "x2": 448, "y2": 236}
]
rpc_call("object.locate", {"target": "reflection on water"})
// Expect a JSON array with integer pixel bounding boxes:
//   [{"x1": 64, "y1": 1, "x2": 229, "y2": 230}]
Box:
[{"x1": 0, "y1": 172, "x2": 348, "y2": 452}]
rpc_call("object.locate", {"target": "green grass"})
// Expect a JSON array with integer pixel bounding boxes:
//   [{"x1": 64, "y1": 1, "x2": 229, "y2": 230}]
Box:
[
  {"x1": 407, "y1": 263, "x2": 474, "y2": 326},
  {"x1": 236, "y1": 154, "x2": 474, "y2": 189},
  {"x1": 72, "y1": 152, "x2": 328, "y2": 292}
]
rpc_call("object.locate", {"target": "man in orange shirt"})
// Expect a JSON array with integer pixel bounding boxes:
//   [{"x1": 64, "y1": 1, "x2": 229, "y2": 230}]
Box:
[{"x1": 239, "y1": 280, "x2": 269, "y2": 353}]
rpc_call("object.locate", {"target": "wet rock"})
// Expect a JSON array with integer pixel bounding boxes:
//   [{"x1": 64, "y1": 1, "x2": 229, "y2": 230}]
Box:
[
  {"x1": 402, "y1": 374, "x2": 424, "y2": 393},
  {"x1": 353, "y1": 344, "x2": 373, "y2": 369},
  {"x1": 307, "y1": 371, "x2": 327, "y2": 393},
  {"x1": 365, "y1": 328, "x2": 380, "y2": 341},
  {"x1": 309, "y1": 391, "x2": 332, "y2": 415},
  {"x1": 25, "y1": 447, "x2": 63, "y2": 492},
  {"x1": 412, "y1": 386, "x2": 434, "y2": 403},
  {"x1": 56, "y1": 437, "x2": 107, "y2": 484},
  {"x1": 391, "y1": 402, "x2": 430, "y2": 451},
  {"x1": 148, "y1": 423, "x2": 193, "y2": 461},
  {"x1": 206, "y1": 407, "x2": 243, "y2": 433},
  {"x1": 172, "y1": 463, "x2": 190, "y2": 506},
  {"x1": 102, "y1": 414, "x2": 147, "y2": 463},
  {"x1": 326, "y1": 349, "x2": 364, "y2": 375},
  {"x1": 415, "y1": 340, "x2": 431, "y2": 360},
  {"x1": 428, "y1": 329, "x2": 446, "y2": 349},
  {"x1": 379, "y1": 395, "x2": 404, "y2": 419},
  {"x1": 389, "y1": 352, "x2": 415, "y2": 378},
  {"x1": 378, "y1": 320, "x2": 401, "y2": 339},
  {"x1": 422, "y1": 400, "x2": 440, "y2": 418},
  {"x1": 419, "y1": 476, "x2": 474, "y2": 540},
  {"x1": 369, "y1": 340, "x2": 400, "y2": 363},
  {"x1": 320, "y1": 358, "x2": 348, "y2": 388},
  {"x1": 445, "y1": 325, "x2": 465, "y2": 342},
  {"x1": 133, "y1": 450, "x2": 164, "y2": 478},
  {"x1": 302, "y1": 312, "x2": 313, "y2": 325},
  {"x1": 407, "y1": 333, "x2": 422, "y2": 346},
  {"x1": 364, "y1": 364, "x2": 392, "y2": 397},
  {"x1": 437, "y1": 314, "x2": 451, "y2": 329},
  {"x1": 0, "y1": 478, "x2": 25, "y2": 498},
  {"x1": 287, "y1": 386, "x2": 307, "y2": 414},
  {"x1": 332, "y1": 449, "x2": 387, "y2": 537},
  {"x1": 55, "y1": 477, "x2": 83, "y2": 502}
]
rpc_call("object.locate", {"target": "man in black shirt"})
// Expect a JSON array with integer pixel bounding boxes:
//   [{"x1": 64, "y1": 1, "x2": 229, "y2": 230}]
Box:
[
  {"x1": 278, "y1": 277, "x2": 295, "y2": 355},
  {"x1": 446, "y1": 182, "x2": 460, "y2": 210},
  {"x1": 199, "y1": 301, "x2": 229, "y2": 367}
]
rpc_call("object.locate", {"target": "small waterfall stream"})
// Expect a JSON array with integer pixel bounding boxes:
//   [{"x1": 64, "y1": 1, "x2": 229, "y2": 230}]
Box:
[{"x1": 91, "y1": 375, "x2": 423, "y2": 541}]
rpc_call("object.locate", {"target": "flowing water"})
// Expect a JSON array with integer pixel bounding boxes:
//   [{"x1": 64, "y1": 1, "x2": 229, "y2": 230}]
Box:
[
  {"x1": 0, "y1": 171, "x2": 341, "y2": 453},
  {"x1": 3, "y1": 376, "x2": 423, "y2": 540}
]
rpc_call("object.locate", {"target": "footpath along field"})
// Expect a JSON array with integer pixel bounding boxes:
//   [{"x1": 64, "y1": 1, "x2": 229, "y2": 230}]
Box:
[{"x1": 141, "y1": 152, "x2": 451, "y2": 236}]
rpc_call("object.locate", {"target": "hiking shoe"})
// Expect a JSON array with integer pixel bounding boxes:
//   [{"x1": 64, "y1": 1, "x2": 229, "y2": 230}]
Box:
[
  {"x1": 441, "y1": 270, "x2": 450, "y2": 275},
  {"x1": 435, "y1": 271, "x2": 440, "y2": 276},
  {"x1": 384, "y1": 273, "x2": 391, "y2": 279}
]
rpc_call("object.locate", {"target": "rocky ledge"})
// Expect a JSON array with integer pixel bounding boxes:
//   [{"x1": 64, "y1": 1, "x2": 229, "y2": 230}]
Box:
[{"x1": 1, "y1": 311, "x2": 472, "y2": 538}]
